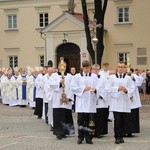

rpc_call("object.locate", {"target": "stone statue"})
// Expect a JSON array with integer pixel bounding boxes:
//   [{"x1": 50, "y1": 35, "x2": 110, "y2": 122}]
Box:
[{"x1": 68, "y1": 0, "x2": 76, "y2": 14}]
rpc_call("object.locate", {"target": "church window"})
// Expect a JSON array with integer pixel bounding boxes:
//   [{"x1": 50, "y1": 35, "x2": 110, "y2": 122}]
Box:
[
  {"x1": 7, "y1": 14, "x2": 17, "y2": 29},
  {"x1": 118, "y1": 52, "x2": 130, "y2": 64},
  {"x1": 9, "y1": 56, "x2": 18, "y2": 68},
  {"x1": 117, "y1": 7, "x2": 129, "y2": 23},
  {"x1": 137, "y1": 48, "x2": 147, "y2": 65},
  {"x1": 39, "y1": 13, "x2": 49, "y2": 28},
  {"x1": 39, "y1": 55, "x2": 44, "y2": 67}
]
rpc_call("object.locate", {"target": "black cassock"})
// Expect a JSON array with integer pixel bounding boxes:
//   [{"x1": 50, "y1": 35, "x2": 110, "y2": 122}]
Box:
[
  {"x1": 124, "y1": 108, "x2": 140, "y2": 135},
  {"x1": 53, "y1": 108, "x2": 75, "y2": 136}
]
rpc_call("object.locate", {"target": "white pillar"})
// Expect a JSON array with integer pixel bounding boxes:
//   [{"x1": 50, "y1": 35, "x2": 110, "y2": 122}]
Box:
[
  {"x1": 46, "y1": 34, "x2": 56, "y2": 67},
  {"x1": 80, "y1": 36, "x2": 90, "y2": 64}
]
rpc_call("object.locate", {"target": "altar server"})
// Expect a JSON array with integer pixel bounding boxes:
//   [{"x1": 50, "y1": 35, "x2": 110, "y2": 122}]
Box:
[
  {"x1": 70, "y1": 60, "x2": 98, "y2": 144},
  {"x1": 34, "y1": 67, "x2": 44, "y2": 119},
  {"x1": 106, "y1": 62, "x2": 135, "y2": 144},
  {"x1": 124, "y1": 68, "x2": 143, "y2": 137},
  {"x1": 91, "y1": 64, "x2": 109, "y2": 138},
  {"x1": 49, "y1": 59, "x2": 75, "y2": 140},
  {"x1": 44, "y1": 67, "x2": 54, "y2": 129}
]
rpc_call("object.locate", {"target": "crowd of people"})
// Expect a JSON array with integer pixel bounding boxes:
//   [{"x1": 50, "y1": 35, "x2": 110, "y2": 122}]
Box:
[{"x1": 0, "y1": 60, "x2": 150, "y2": 145}]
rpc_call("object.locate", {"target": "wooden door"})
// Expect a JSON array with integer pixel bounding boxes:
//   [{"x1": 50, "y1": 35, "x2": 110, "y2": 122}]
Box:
[{"x1": 56, "y1": 43, "x2": 80, "y2": 73}]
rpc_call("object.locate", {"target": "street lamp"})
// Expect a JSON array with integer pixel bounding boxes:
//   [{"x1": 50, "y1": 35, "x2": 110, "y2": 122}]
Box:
[
  {"x1": 92, "y1": 37, "x2": 98, "y2": 65},
  {"x1": 62, "y1": 33, "x2": 67, "y2": 44}
]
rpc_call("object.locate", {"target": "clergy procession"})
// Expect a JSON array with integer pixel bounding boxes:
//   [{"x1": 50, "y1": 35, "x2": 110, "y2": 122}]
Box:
[{"x1": 0, "y1": 60, "x2": 149, "y2": 145}]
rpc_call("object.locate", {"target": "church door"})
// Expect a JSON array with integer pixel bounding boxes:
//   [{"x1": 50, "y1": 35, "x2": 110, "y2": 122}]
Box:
[{"x1": 56, "y1": 43, "x2": 80, "y2": 73}]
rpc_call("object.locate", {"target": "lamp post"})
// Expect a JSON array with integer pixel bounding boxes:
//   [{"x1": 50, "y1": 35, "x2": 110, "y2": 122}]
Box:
[{"x1": 92, "y1": 37, "x2": 98, "y2": 65}]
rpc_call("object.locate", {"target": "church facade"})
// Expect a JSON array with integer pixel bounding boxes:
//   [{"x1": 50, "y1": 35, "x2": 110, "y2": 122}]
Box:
[{"x1": 0, "y1": 0, "x2": 150, "y2": 70}]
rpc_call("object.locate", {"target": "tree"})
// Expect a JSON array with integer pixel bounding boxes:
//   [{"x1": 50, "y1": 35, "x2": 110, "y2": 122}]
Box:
[
  {"x1": 81, "y1": 0, "x2": 95, "y2": 64},
  {"x1": 81, "y1": 0, "x2": 108, "y2": 65}
]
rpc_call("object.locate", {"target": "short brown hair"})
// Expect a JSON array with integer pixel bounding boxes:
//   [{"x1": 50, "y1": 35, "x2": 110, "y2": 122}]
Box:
[
  {"x1": 82, "y1": 60, "x2": 91, "y2": 67},
  {"x1": 103, "y1": 62, "x2": 109, "y2": 66}
]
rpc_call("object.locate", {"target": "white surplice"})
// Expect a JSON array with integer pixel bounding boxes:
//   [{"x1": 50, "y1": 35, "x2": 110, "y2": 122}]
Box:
[
  {"x1": 9, "y1": 75, "x2": 19, "y2": 106},
  {"x1": 48, "y1": 72, "x2": 73, "y2": 110},
  {"x1": 26, "y1": 74, "x2": 36, "y2": 107},
  {"x1": 70, "y1": 73, "x2": 98, "y2": 113},
  {"x1": 44, "y1": 74, "x2": 53, "y2": 126},
  {"x1": 1, "y1": 75, "x2": 12, "y2": 105},
  {"x1": 106, "y1": 74, "x2": 135, "y2": 113},
  {"x1": 34, "y1": 73, "x2": 44, "y2": 99},
  {"x1": 130, "y1": 74, "x2": 143, "y2": 109},
  {"x1": 96, "y1": 76, "x2": 109, "y2": 108}
]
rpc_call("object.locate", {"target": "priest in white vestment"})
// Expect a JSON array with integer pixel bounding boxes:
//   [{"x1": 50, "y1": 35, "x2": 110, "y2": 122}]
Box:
[
  {"x1": 0, "y1": 68, "x2": 3, "y2": 100},
  {"x1": 1, "y1": 68, "x2": 13, "y2": 105},
  {"x1": 9, "y1": 67, "x2": 19, "y2": 106},
  {"x1": 27, "y1": 68, "x2": 37, "y2": 108},
  {"x1": 17, "y1": 68, "x2": 29, "y2": 106},
  {"x1": 0, "y1": 68, "x2": 5, "y2": 102}
]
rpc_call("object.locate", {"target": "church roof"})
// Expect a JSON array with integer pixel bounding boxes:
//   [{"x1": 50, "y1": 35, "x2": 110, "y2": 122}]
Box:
[
  {"x1": 69, "y1": 12, "x2": 84, "y2": 23},
  {"x1": 41, "y1": 11, "x2": 86, "y2": 33}
]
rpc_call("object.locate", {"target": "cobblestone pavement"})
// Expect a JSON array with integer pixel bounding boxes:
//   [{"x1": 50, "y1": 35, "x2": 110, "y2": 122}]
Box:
[{"x1": 0, "y1": 96, "x2": 150, "y2": 150}]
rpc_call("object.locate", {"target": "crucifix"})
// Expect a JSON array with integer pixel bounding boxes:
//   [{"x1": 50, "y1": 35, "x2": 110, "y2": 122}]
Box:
[
  {"x1": 89, "y1": 19, "x2": 102, "y2": 65},
  {"x1": 89, "y1": 18, "x2": 102, "y2": 38}
]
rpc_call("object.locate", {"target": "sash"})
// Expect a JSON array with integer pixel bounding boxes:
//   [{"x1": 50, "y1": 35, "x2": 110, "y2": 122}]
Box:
[
  {"x1": 33, "y1": 87, "x2": 36, "y2": 102},
  {"x1": 21, "y1": 74, "x2": 27, "y2": 100},
  {"x1": 22, "y1": 84, "x2": 26, "y2": 99},
  {"x1": 33, "y1": 74, "x2": 37, "y2": 102}
]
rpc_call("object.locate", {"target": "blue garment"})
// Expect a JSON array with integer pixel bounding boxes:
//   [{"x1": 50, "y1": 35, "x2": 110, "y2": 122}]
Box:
[{"x1": 21, "y1": 74, "x2": 27, "y2": 100}]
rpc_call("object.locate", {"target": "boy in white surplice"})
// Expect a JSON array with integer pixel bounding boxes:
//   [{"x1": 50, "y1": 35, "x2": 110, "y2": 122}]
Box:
[
  {"x1": 71, "y1": 60, "x2": 98, "y2": 144},
  {"x1": 106, "y1": 62, "x2": 135, "y2": 144}
]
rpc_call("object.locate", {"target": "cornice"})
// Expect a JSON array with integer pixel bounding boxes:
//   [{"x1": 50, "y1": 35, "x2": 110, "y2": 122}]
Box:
[
  {"x1": 0, "y1": 0, "x2": 68, "y2": 10},
  {"x1": 113, "y1": 0, "x2": 132, "y2": 4},
  {"x1": 0, "y1": 0, "x2": 68, "y2": 5}
]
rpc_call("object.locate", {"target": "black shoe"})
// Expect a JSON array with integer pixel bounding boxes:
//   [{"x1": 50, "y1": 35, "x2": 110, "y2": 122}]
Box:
[
  {"x1": 56, "y1": 135, "x2": 62, "y2": 140},
  {"x1": 127, "y1": 133, "x2": 134, "y2": 138},
  {"x1": 77, "y1": 139, "x2": 83, "y2": 144},
  {"x1": 86, "y1": 140, "x2": 93, "y2": 144},
  {"x1": 124, "y1": 133, "x2": 134, "y2": 138},
  {"x1": 97, "y1": 135, "x2": 102, "y2": 138},
  {"x1": 37, "y1": 116, "x2": 42, "y2": 119},
  {"x1": 120, "y1": 138, "x2": 124, "y2": 143},
  {"x1": 50, "y1": 127, "x2": 53, "y2": 131},
  {"x1": 115, "y1": 138, "x2": 120, "y2": 144},
  {"x1": 62, "y1": 135, "x2": 67, "y2": 138}
]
